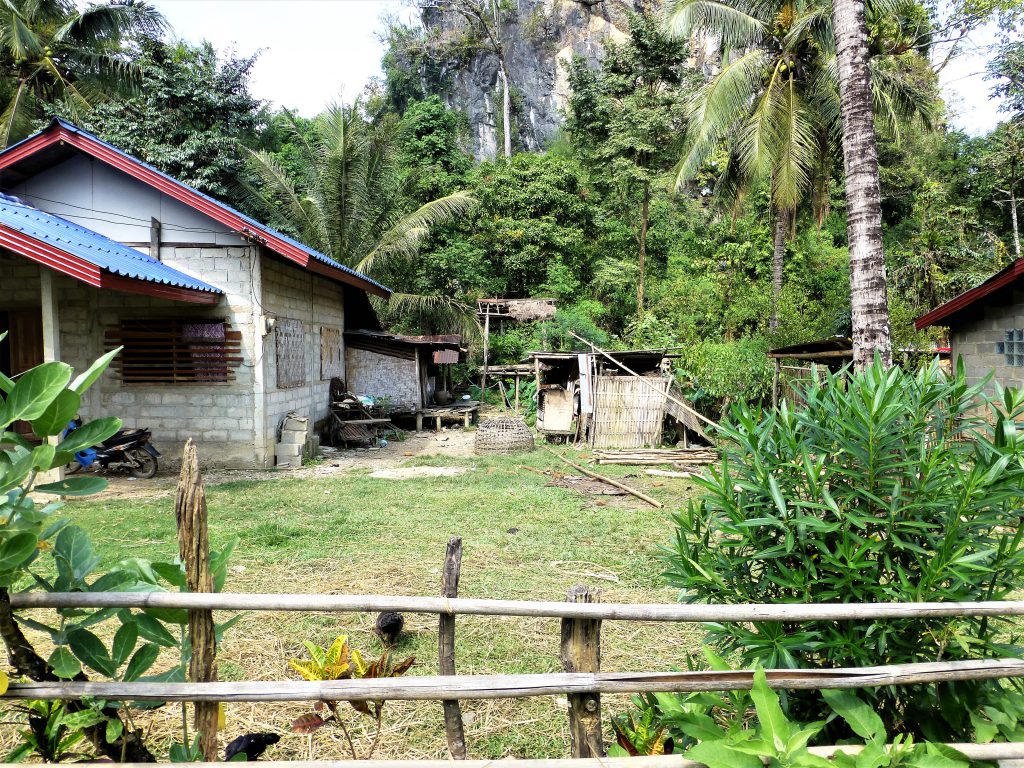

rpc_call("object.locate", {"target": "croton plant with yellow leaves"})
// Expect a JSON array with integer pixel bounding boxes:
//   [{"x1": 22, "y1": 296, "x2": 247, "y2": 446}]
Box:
[{"x1": 288, "y1": 635, "x2": 414, "y2": 759}]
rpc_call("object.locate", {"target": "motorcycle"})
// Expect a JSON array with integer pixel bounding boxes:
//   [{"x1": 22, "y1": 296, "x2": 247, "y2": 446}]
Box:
[{"x1": 64, "y1": 418, "x2": 161, "y2": 478}]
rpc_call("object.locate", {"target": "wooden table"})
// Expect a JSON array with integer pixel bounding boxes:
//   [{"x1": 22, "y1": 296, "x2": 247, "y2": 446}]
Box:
[{"x1": 416, "y1": 405, "x2": 480, "y2": 432}]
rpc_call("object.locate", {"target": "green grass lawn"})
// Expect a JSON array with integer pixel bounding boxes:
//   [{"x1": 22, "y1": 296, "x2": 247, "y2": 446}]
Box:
[{"x1": 20, "y1": 446, "x2": 703, "y2": 760}]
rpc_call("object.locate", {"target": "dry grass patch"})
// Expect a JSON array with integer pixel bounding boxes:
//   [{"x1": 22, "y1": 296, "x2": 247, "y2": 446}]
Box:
[{"x1": 1, "y1": 446, "x2": 703, "y2": 760}]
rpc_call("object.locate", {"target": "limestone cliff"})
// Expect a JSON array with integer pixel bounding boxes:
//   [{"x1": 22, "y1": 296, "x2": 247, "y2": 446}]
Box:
[{"x1": 420, "y1": 0, "x2": 644, "y2": 160}]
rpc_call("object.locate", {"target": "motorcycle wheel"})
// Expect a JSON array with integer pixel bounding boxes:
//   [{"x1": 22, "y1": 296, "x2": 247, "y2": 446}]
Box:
[{"x1": 128, "y1": 449, "x2": 158, "y2": 479}]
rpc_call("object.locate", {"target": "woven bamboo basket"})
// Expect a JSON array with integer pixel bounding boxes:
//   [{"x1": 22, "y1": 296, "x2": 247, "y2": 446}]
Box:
[{"x1": 474, "y1": 417, "x2": 535, "y2": 455}]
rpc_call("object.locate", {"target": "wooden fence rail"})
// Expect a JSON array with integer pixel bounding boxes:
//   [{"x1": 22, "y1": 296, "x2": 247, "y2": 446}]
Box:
[
  {"x1": 12, "y1": 592, "x2": 1024, "y2": 621},
  {"x1": 6, "y1": 659, "x2": 1024, "y2": 703}
]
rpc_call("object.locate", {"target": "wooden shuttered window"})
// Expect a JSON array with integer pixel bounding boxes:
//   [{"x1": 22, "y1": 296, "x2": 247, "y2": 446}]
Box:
[{"x1": 105, "y1": 319, "x2": 242, "y2": 384}]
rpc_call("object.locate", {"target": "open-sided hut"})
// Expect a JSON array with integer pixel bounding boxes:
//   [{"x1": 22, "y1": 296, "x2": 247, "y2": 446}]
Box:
[{"x1": 530, "y1": 349, "x2": 709, "y2": 448}]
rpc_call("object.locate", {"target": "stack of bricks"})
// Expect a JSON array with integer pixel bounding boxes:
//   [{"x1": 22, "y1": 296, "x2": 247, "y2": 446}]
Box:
[{"x1": 275, "y1": 414, "x2": 309, "y2": 468}]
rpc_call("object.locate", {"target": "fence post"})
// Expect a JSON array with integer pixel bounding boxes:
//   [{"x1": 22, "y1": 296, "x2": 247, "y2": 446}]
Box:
[
  {"x1": 440, "y1": 537, "x2": 468, "y2": 759},
  {"x1": 560, "y1": 584, "x2": 604, "y2": 758},
  {"x1": 175, "y1": 439, "x2": 218, "y2": 761}
]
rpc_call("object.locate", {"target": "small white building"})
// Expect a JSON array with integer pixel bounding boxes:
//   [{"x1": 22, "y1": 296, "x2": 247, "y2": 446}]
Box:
[{"x1": 0, "y1": 119, "x2": 390, "y2": 468}]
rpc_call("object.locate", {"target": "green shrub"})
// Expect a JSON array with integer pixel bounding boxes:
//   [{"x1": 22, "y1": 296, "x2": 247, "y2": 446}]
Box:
[
  {"x1": 675, "y1": 338, "x2": 774, "y2": 416},
  {"x1": 665, "y1": 358, "x2": 1024, "y2": 741}
]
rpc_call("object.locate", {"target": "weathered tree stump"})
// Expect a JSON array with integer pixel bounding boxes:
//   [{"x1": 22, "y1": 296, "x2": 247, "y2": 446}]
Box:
[
  {"x1": 560, "y1": 584, "x2": 604, "y2": 758},
  {"x1": 439, "y1": 537, "x2": 468, "y2": 759},
  {"x1": 175, "y1": 439, "x2": 218, "y2": 760}
]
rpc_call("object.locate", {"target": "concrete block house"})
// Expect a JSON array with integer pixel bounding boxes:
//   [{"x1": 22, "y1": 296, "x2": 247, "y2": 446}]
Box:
[
  {"x1": 916, "y1": 258, "x2": 1024, "y2": 388},
  {"x1": 0, "y1": 119, "x2": 390, "y2": 468}
]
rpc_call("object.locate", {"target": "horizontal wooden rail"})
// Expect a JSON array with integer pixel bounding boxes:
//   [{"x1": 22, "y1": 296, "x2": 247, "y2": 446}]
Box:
[
  {"x1": 11, "y1": 592, "x2": 1024, "y2": 621},
  {"x1": 5, "y1": 660, "x2": 1023, "y2": 703},
  {"x1": 8, "y1": 744, "x2": 1024, "y2": 768}
]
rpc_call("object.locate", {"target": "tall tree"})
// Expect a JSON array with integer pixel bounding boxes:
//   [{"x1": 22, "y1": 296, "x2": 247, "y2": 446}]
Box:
[
  {"x1": 832, "y1": 0, "x2": 892, "y2": 366},
  {"x1": 566, "y1": 12, "x2": 698, "y2": 315},
  {"x1": 0, "y1": 0, "x2": 165, "y2": 146},
  {"x1": 244, "y1": 102, "x2": 477, "y2": 332},
  {"x1": 70, "y1": 39, "x2": 264, "y2": 204},
  {"x1": 418, "y1": 0, "x2": 514, "y2": 158},
  {"x1": 666, "y1": 0, "x2": 931, "y2": 334}
]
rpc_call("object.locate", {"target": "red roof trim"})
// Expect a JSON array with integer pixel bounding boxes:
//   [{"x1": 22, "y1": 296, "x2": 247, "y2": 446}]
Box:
[
  {"x1": 100, "y1": 273, "x2": 221, "y2": 304},
  {"x1": 915, "y1": 259, "x2": 1024, "y2": 330},
  {"x1": 0, "y1": 125, "x2": 389, "y2": 299},
  {"x1": 0, "y1": 222, "x2": 219, "y2": 304}
]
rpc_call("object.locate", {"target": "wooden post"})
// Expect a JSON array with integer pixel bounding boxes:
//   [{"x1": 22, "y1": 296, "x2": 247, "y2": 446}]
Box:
[
  {"x1": 439, "y1": 538, "x2": 467, "y2": 759},
  {"x1": 560, "y1": 585, "x2": 604, "y2": 758},
  {"x1": 772, "y1": 358, "x2": 780, "y2": 410},
  {"x1": 481, "y1": 313, "x2": 490, "y2": 396},
  {"x1": 175, "y1": 439, "x2": 218, "y2": 761}
]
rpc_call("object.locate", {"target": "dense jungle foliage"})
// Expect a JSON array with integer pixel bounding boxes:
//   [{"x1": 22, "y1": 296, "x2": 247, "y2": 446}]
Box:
[{"x1": 0, "y1": 0, "x2": 1020, "y2": 415}]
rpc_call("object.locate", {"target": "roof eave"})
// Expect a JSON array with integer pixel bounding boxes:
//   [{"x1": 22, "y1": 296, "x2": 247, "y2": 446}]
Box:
[
  {"x1": 0, "y1": 120, "x2": 391, "y2": 298},
  {"x1": 915, "y1": 259, "x2": 1024, "y2": 330}
]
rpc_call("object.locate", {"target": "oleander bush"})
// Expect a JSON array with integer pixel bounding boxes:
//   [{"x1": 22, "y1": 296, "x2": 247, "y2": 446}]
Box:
[{"x1": 665, "y1": 357, "x2": 1024, "y2": 741}]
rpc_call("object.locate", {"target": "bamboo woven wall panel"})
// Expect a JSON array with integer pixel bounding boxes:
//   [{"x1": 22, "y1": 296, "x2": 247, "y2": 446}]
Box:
[
  {"x1": 275, "y1": 318, "x2": 306, "y2": 389},
  {"x1": 320, "y1": 326, "x2": 343, "y2": 380},
  {"x1": 591, "y1": 376, "x2": 669, "y2": 449}
]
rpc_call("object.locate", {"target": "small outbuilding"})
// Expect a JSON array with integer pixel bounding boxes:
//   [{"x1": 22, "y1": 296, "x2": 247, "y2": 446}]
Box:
[{"x1": 916, "y1": 259, "x2": 1024, "y2": 387}]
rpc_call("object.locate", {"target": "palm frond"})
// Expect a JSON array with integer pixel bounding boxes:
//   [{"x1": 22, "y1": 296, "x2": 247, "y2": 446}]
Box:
[
  {"x1": 675, "y1": 48, "x2": 769, "y2": 186},
  {"x1": 357, "y1": 191, "x2": 476, "y2": 276},
  {"x1": 376, "y1": 292, "x2": 482, "y2": 341},
  {"x1": 664, "y1": 0, "x2": 766, "y2": 49},
  {"x1": 244, "y1": 148, "x2": 328, "y2": 252},
  {"x1": 52, "y1": 0, "x2": 165, "y2": 46},
  {"x1": 0, "y1": 79, "x2": 33, "y2": 148}
]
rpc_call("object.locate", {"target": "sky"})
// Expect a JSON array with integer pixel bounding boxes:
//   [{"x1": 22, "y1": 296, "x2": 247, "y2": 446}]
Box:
[{"x1": 151, "y1": 0, "x2": 1007, "y2": 135}]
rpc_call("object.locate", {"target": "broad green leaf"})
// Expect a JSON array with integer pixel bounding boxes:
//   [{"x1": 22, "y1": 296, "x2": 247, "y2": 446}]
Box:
[
  {"x1": 54, "y1": 525, "x2": 98, "y2": 581},
  {"x1": 111, "y1": 621, "x2": 138, "y2": 668},
  {"x1": 57, "y1": 417, "x2": 121, "y2": 454},
  {"x1": 30, "y1": 443, "x2": 55, "y2": 471},
  {"x1": 134, "y1": 612, "x2": 178, "y2": 647},
  {"x1": 123, "y1": 643, "x2": 160, "y2": 682},
  {"x1": 822, "y1": 689, "x2": 884, "y2": 741},
  {"x1": 105, "y1": 717, "x2": 123, "y2": 744},
  {"x1": 48, "y1": 646, "x2": 81, "y2": 679},
  {"x1": 750, "y1": 667, "x2": 790, "y2": 751},
  {"x1": 36, "y1": 476, "x2": 108, "y2": 497},
  {"x1": 0, "y1": 362, "x2": 72, "y2": 426},
  {"x1": 70, "y1": 347, "x2": 121, "y2": 395},
  {"x1": 32, "y1": 389, "x2": 80, "y2": 437},
  {"x1": 67, "y1": 626, "x2": 116, "y2": 677},
  {"x1": 0, "y1": 532, "x2": 39, "y2": 572},
  {"x1": 685, "y1": 740, "x2": 763, "y2": 768}
]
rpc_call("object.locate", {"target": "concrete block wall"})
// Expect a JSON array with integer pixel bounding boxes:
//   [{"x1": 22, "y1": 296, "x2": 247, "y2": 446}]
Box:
[
  {"x1": 259, "y1": 251, "x2": 346, "y2": 462},
  {"x1": 345, "y1": 347, "x2": 420, "y2": 409},
  {"x1": 950, "y1": 288, "x2": 1024, "y2": 391},
  {"x1": 0, "y1": 246, "x2": 263, "y2": 468}
]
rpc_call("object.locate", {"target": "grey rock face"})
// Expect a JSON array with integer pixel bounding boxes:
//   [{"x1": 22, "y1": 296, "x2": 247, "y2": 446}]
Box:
[{"x1": 422, "y1": 0, "x2": 646, "y2": 160}]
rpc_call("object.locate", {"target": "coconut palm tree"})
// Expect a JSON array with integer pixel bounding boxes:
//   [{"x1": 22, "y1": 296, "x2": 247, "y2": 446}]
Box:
[
  {"x1": 0, "y1": 0, "x2": 165, "y2": 146},
  {"x1": 245, "y1": 103, "x2": 478, "y2": 335},
  {"x1": 832, "y1": 0, "x2": 892, "y2": 367},
  {"x1": 666, "y1": 0, "x2": 932, "y2": 334}
]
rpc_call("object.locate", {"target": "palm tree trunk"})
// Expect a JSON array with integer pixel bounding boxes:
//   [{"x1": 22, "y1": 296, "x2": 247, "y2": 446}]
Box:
[
  {"x1": 638, "y1": 183, "x2": 650, "y2": 314},
  {"x1": 771, "y1": 210, "x2": 785, "y2": 330},
  {"x1": 832, "y1": 0, "x2": 892, "y2": 369},
  {"x1": 1010, "y1": 183, "x2": 1021, "y2": 259}
]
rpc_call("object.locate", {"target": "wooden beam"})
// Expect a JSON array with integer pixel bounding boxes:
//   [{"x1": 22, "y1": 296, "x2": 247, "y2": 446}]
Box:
[
  {"x1": 5, "y1": 660, "x2": 1024, "y2": 703},
  {"x1": 12, "y1": 593, "x2": 1024, "y2": 623},
  {"x1": 439, "y1": 538, "x2": 467, "y2": 760},
  {"x1": 561, "y1": 586, "x2": 604, "y2": 758}
]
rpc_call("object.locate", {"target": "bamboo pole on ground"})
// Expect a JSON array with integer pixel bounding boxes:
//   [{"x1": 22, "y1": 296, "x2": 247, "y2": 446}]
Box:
[
  {"x1": 439, "y1": 538, "x2": 467, "y2": 759},
  {"x1": 175, "y1": 439, "x2": 218, "y2": 761},
  {"x1": 543, "y1": 446, "x2": 663, "y2": 508},
  {"x1": 560, "y1": 586, "x2": 604, "y2": 758}
]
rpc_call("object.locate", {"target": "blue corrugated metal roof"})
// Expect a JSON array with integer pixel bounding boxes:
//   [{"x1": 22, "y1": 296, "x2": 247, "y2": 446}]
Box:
[
  {"x1": 0, "y1": 193, "x2": 221, "y2": 294},
  {"x1": 15, "y1": 119, "x2": 390, "y2": 295}
]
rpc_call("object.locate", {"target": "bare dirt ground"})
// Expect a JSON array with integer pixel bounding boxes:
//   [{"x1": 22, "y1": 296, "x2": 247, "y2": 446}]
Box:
[{"x1": 98, "y1": 427, "x2": 479, "y2": 500}]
